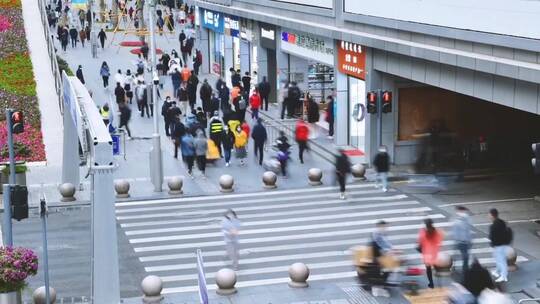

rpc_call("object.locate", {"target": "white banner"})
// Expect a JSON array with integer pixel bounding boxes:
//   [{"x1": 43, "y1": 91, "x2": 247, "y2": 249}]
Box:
[
  {"x1": 280, "y1": 30, "x2": 334, "y2": 66},
  {"x1": 344, "y1": 0, "x2": 540, "y2": 40}
]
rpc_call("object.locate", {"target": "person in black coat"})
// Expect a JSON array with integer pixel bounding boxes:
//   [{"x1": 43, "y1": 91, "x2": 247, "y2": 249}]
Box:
[
  {"x1": 171, "y1": 117, "x2": 186, "y2": 159},
  {"x1": 463, "y1": 258, "x2": 495, "y2": 298},
  {"x1": 489, "y1": 208, "x2": 512, "y2": 282},
  {"x1": 335, "y1": 149, "x2": 351, "y2": 199},
  {"x1": 59, "y1": 27, "x2": 69, "y2": 51},
  {"x1": 118, "y1": 102, "x2": 132, "y2": 138},
  {"x1": 307, "y1": 95, "x2": 320, "y2": 123},
  {"x1": 258, "y1": 76, "x2": 271, "y2": 111},
  {"x1": 97, "y1": 28, "x2": 107, "y2": 49},
  {"x1": 69, "y1": 27, "x2": 78, "y2": 47},
  {"x1": 114, "y1": 82, "x2": 125, "y2": 104},
  {"x1": 199, "y1": 79, "x2": 213, "y2": 116},
  {"x1": 326, "y1": 95, "x2": 335, "y2": 138},
  {"x1": 251, "y1": 118, "x2": 267, "y2": 166},
  {"x1": 76, "y1": 65, "x2": 85, "y2": 84},
  {"x1": 187, "y1": 73, "x2": 199, "y2": 111},
  {"x1": 373, "y1": 146, "x2": 390, "y2": 192}
]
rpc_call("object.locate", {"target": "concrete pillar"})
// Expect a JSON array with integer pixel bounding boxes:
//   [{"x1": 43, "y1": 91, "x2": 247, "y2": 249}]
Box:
[
  {"x1": 199, "y1": 28, "x2": 210, "y2": 75},
  {"x1": 365, "y1": 51, "x2": 382, "y2": 163},
  {"x1": 224, "y1": 35, "x2": 233, "y2": 86}
]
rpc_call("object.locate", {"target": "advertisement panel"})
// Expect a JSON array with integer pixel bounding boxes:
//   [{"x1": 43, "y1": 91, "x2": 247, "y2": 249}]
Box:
[
  {"x1": 200, "y1": 8, "x2": 224, "y2": 33},
  {"x1": 344, "y1": 0, "x2": 540, "y2": 40},
  {"x1": 260, "y1": 23, "x2": 276, "y2": 50},
  {"x1": 272, "y1": 0, "x2": 332, "y2": 8},
  {"x1": 224, "y1": 15, "x2": 240, "y2": 38},
  {"x1": 337, "y1": 40, "x2": 366, "y2": 80},
  {"x1": 280, "y1": 30, "x2": 334, "y2": 66}
]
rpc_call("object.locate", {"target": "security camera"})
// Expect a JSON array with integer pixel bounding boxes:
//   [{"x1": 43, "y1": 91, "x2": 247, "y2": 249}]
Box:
[{"x1": 153, "y1": 72, "x2": 159, "y2": 85}]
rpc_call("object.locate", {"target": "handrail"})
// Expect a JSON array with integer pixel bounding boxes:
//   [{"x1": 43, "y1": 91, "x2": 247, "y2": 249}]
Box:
[
  {"x1": 36, "y1": 0, "x2": 64, "y2": 114},
  {"x1": 519, "y1": 299, "x2": 540, "y2": 303}
]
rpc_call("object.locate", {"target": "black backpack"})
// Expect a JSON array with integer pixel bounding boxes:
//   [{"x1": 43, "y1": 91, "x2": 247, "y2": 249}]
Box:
[{"x1": 505, "y1": 226, "x2": 513, "y2": 244}]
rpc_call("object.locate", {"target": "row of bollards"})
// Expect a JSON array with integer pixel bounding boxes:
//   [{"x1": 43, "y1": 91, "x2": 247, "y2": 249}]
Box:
[{"x1": 58, "y1": 164, "x2": 368, "y2": 200}]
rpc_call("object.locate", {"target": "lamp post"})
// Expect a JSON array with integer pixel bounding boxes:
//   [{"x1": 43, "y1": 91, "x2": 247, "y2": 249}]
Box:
[{"x1": 147, "y1": 0, "x2": 163, "y2": 191}]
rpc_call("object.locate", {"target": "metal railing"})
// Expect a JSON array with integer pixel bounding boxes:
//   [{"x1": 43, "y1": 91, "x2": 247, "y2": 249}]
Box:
[
  {"x1": 519, "y1": 299, "x2": 540, "y2": 303},
  {"x1": 36, "y1": 0, "x2": 64, "y2": 113}
]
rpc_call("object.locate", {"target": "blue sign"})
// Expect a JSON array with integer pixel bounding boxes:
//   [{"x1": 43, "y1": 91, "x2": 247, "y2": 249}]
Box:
[
  {"x1": 224, "y1": 15, "x2": 240, "y2": 38},
  {"x1": 112, "y1": 134, "x2": 120, "y2": 155},
  {"x1": 200, "y1": 8, "x2": 224, "y2": 33},
  {"x1": 196, "y1": 250, "x2": 209, "y2": 304}
]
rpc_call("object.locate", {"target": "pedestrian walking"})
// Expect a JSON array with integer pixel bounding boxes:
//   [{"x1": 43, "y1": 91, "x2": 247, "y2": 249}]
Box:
[
  {"x1": 276, "y1": 131, "x2": 291, "y2": 177},
  {"x1": 193, "y1": 49, "x2": 202, "y2": 75},
  {"x1": 307, "y1": 94, "x2": 320, "y2": 138},
  {"x1": 76, "y1": 65, "x2": 85, "y2": 84},
  {"x1": 179, "y1": 29, "x2": 186, "y2": 49},
  {"x1": 141, "y1": 42, "x2": 149, "y2": 61},
  {"x1": 162, "y1": 96, "x2": 173, "y2": 136},
  {"x1": 114, "y1": 69, "x2": 124, "y2": 87},
  {"x1": 417, "y1": 218, "x2": 444, "y2": 288},
  {"x1": 100, "y1": 61, "x2": 110, "y2": 88},
  {"x1": 196, "y1": 107, "x2": 207, "y2": 134},
  {"x1": 373, "y1": 146, "x2": 390, "y2": 192},
  {"x1": 231, "y1": 69, "x2": 241, "y2": 88},
  {"x1": 463, "y1": 258, "x2": 495, "y2": 299},
  {"x1": 258, "y1": 76, "x2": 271, "y2": 111},
  {"x1": 118, "y1": 102, "x2": 132, "y2": 138},
  {"x1": 249, "y1": 89, "x2": 261, "y2": 120},
  {"x1": 140, "y1": 85, "x2": 150, "y2": 118},
  {"x1": 488, "y1": 208, "x2": 512, "y2": 283},
  {"x1": 124, "y1": 70, "x2": 135, "y2": 104},
  {"x1": 209, "y1": 112, "x2": 224, "y2": 156},
  {"x1": 223, "y1": 126, "x2": 234, "y2": 166},
  {"x1": 114, "y1": 82, "x2": 125, "y2": 104},
  {"x1": 295, "y1": 119, "x2": 309, "y2": 163},
  {"x1": 222, "y1": 209, "x2": 241, "y2": 269},
  {"x1": 135, "y1": 81, "x2": 147, "y2": 115},
  {"x1": 59, "y1": 26, "x2": 69, "y2": 51},
  {"x1": 78, "y1": 9, "x2": 85, "y2": 27},
  {"x1": 187, "y1": 72, "x2": 199, "y2": 111},
  {"x1": 98, "y1": 28, "x2": 107, "y2": 48},
  {"x1": 335, "y1": 149, "x2": 351, "y2": 199},
  {"x1": 287, "y1": 82, "x2": 301, "y2": 118},
  {"x1": 172, "y1": 116, "x2": 186, "y2": 159},
  {"x1": 251, "y1": 118, "x2": 267, "y2": 165},
  {"x1": 178, "y1": 81, "x2": 189, "y2": 116},
  {"x1": 200, "y1": 79, "x2": 213, "y2": 116},
  {"x1": 234, "y1": 125, "x2": 248, "y2": 166},
  {"x1": 326, "y1": 95, "x2": 335, "y2": 138},
  {"x1": 79, "y1": 27, "x2": 86, "y2": 47},
  {"x1": 242, "y1": 72, "x2": 251, "y2": 98},
  {"x1": 170, "y1": 68, "x2": 181, "y2": 98},
  {"x1": 181, "y1": 65, "x2": 191, "y2": 82},
  {"x1": 99, "y1": 103, "x2": 110, "y2": 126},
  {"x1": 180, "y1": 132, "x2": 196, "y2": 176},
  {"x1": 194, "y1": 130, "x2": 208, "y2": 177},
  {"x1": 69, "y1": 27, "x2": 78, "y2": 47},
  {"x1": 84, "y1": 25, "x2": 90, "y2": 42},
  {"x1": 452, "y1": 206, "x2": 473, "y2": 274}
]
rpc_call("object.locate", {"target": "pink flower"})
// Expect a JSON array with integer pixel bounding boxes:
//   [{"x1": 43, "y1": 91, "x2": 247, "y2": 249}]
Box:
[{"x1": 0, "y1": 15, "x2": 11, "y2": 32}]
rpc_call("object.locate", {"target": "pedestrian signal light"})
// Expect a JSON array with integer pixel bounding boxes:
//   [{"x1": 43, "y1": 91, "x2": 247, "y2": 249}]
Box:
[
  {"x1": 11, "y1": 111, "x2": 24, "y2": 134},
  {"x1": 367, "y1": 91, "x2": 377, "y2": 114},
  {"x1": 532, "y1": 143, "x2": 540, "y2": 174},
  {"x1": 382, "y1": 91, "x2": 392, "y2": 113},
  {"x1": 10, "y1": 185, "x2": 28, "y2": 221}
]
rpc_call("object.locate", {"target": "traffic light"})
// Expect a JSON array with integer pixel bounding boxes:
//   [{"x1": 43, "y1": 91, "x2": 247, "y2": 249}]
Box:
[
  {"x1": 532, "y1": 143, "x2": 540, "y2": 174},
  {"x1": 11, "y1": 111, "x2": 24, "y2": 134},
  {"x1": 367, "y1": 91, "x2": 377, "y2": 114},
  {"x1": 382, "y1": 91, "x2": 392, "y2": 113},
  {"x1": 10, "y1": 185, "x2": 28, "y2": 221}
]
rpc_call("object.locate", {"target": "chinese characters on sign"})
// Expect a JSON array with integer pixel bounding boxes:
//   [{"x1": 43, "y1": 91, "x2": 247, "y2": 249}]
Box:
[
  {"x1": 337, "y1": 40, "x2": 366, "y2": 80},
  {"x1": 200, "y1": 8, "x2": 224, "y2": 33},
  {"x1": 281, "y1": 31, "x2": 334, "y2": 56},
  {"x1": 224, "y1": 15, "x2": 240, "y2": 37}
]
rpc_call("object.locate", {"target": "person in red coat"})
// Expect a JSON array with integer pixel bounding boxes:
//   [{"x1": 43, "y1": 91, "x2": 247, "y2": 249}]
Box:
[
  {"x1": 295, "y1": 119, "x2": 310, "y2": 163},
  {"x1": 241, "y1": 121, "x2": 250, "y2": 138},
  {"x1": 249, "y1": 89, "x2": 262, "y2": 120}
]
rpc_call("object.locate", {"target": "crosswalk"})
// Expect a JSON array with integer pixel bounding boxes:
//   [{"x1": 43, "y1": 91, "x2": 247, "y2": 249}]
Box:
[{"x1": 115, "y1": 183, "x2": 528, "y2": 295}]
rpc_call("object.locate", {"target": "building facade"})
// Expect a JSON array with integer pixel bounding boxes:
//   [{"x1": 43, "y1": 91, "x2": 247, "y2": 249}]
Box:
[{"x1": 193, "y1": 0, "x2": 540, "y2": 167}]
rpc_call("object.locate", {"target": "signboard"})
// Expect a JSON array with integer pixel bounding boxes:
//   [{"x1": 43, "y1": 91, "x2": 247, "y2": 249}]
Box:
[
  {"x1": 71, "y1": 0, "x2": 88, "y2": 9},
  {"x1": 197, "y1": 250, "x2": 209, "y2": 304},
  {"x1": 344, "y1": 0, "x2": 540, "y2": 40},
  {"x1": 224, "y1": 15, "x2": 240, "y2": 38},
  {"x1": 337, "y1": 40, "x2": 366, "y2": 80},
  {"x1": 200, "y1": 8, "x2": 224, "y2": 33},
  {"x1": 240, "y1": 19, "x2": 253, "y2": 42},
  {"x1": 112, "y1": 134, "x2": 120, "y2": 155},
  {"x1": 272, "y1": 0, "x2": 332, "y2": 8},
  {"x1": 280, "y1": 30, "x2": 334, "y2": 66},
  {"x1": 260, "y1": 23, "x2": 276, "y2": 50}
]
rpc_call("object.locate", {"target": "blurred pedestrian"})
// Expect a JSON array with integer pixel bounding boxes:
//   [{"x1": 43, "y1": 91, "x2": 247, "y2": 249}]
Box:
[
  {"x1": 79, "y1": 27, "x2": 86, "y2": 47},
  {"x1": 418, "y1": 218, "x2": 444, "y2": 288},
  {"x1": 180, "y1": 132, "x2": 195, "y2": 176},
  {"x1": 162, "y1": 96, "x2": 173, "y2": 136},
  {"x1": 234, "y1": 125, "x2": 248, "y2": 166},
  {"x1": 124, "y1": 69, "x2": 135, "y2": 104},
  {"x1": 114, "y1": 69, "x2": 124, "y2": 87},
  {"x1": 249, "y1": 88, "x2": 261, "y2": 120},
  {"x1": 69, "y1": 26, "x2": 78, "y2": 47},
  {"x1": 373, "y1": 146, "x2": 390, "y2": 192},
  {"x1": 98, "y1": 28, "x2": 107, "y2": 48},
  {"x1": 463, "y1": 258, "x2": 495, "y2": 299},
  {"x1": 187, "y1": 72, "x2": 199, "y2": 111},
  {"x1": 118, "y1": 102, "x2": 132, "y2": 138},
  {"x1": 178, "y1": 81, "x2": 189, "y2": 116},
  {"x1": 251, "y1": 118, "x2": 267, "y2": 166},
  {"x1": 326, "y1": 95, "x2": 335, "y2": 138},
  {"x1": 242, "y1": 71, "x2": 251, "y2": 99},
  {"x1": 171, "y1": 68, "x2": 181, "y2": 98},
  {"x1": 276, "y1": 131, "x2": 291, "y2": 177},
  {"x1": 335, "y1": 149, "x2": 351, "y2": 199},
  {"x1": 99, "y1": 103, "x2": 110, "y2": 126},
  {"x1": 194, "y1": 130, "x2": 208, "y2": 177},
  {"x1": 223, "y1": 126, "x2": 234, "y2": 167},
  {"x1": 452, "y1": 206, "x2": 473, "y2": 274},
  {"x1": 295, "y1": 119, "x2": 309, "y2": 164},
  {"x1": 222, "y1": 209, "x2": 240, "y2": 269},
  {"x1": 209, "y1": 112, "x2": 224, "y2": 157},
  {"x1": 76, "y1": 65, "x2": 85, "y2": 84},
  {"x1": 171, "y1": 115, "x2": 186, "y2": 159},
  {"x1": 258, "y1": 76, "x2": 271, "y2": 111},
  {"x1": 196, "y1": 107, "x2": 207, "y2": 135},
  {"x1": 99, "y1": 61, "x2": 110, "y2": 88},
  {"x1": 114, "y1": 82, "x2": 125, "y2": 104},
  {"x1": 200, "y1": 79, "x2": 213, "y2": 117},
  {"x1": 193, "y1": 49, "x2": 202, "y2": 75},
  {"x1": 489, "y1": 208, "x2": 512, "y2": 283}
]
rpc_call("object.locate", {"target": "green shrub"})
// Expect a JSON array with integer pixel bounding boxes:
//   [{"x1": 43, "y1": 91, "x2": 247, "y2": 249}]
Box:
[{"x1": 57, "y1": 55, "x2": 73, "y2": 76}]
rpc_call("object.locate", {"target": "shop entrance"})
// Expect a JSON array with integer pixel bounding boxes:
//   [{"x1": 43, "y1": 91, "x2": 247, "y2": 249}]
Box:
[{"x1": 397, "y1": 85, "x2": 540, "y2": 171}]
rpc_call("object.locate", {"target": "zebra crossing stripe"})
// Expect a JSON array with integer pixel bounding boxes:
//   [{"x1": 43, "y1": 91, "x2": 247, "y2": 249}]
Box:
[
  {"x1": 129, "y1": 214, "x2": 446, "y2": 244},
  {"x1": 116, "y1": 183, "x2": 377, "y2": 207},
  {"x1": 125, "y1": 206, "x2": 432, "y2": 236},
  {"x1": 138, "y1": 237, "x2": 491, "y2": 263},
  {"x1": 133, "y1": 221, "x2": 454, "y2": 252},
  {"x1": 120, "y1": 199, "x2": 419, "y2": 229}
]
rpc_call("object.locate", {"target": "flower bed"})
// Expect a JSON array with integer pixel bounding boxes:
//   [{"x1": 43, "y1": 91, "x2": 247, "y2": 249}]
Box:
[
  {"x1": 0, "y1": 0, "x2": 46, "y2": 162},
  {"x1": 0, "y1": 246, "x2": 38, "y2": 293}
]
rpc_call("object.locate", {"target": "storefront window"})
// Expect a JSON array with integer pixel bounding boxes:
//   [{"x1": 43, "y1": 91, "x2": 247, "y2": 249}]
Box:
[
  {"x1": 211, "y1": 32, "x2": 225, "y2": 76},
  {"x1": 348, "y1": 76, "x2": 367, "y2": 152}
]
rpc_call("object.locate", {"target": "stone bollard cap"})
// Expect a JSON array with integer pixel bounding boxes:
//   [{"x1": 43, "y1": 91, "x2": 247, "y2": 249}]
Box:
[{"x1": 141, "y1": 275, "x2": 163, "y2": 297}]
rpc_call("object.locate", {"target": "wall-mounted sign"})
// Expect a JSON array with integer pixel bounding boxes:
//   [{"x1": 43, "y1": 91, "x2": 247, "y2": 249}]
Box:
[
  {"x1": 337, "y1": 40, "x2": 366, "y2": 80},
  {"x1": 240, "y1": 19, "x2": 253, "y2": 42},
  {"x1": 224, "y1": 15, "x2": 240, "y2": 37},
  {"x1": 280, "y1": 30, "x2": 334, "y2": 66},
  {"x1": 260, "y1": 23, "x2": 276, "y2": 50},
  {"x1": 200, "y1": 8, "x2": 224, "y2": 33}
]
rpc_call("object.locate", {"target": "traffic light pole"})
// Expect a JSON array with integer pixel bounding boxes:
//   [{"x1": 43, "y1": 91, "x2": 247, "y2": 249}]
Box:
[
  {"x1": 6, "y1": 109, "x2": 16, "y2": 184},
  {"x1": 2, "y1": 185, "x2": 12, "y2": 246},
  {"x1": 376, "y1": 90, "x2": 383, "y2": 149},
  {"x1": 2, "y1": 109, "x2": 16, "y2": 246}
]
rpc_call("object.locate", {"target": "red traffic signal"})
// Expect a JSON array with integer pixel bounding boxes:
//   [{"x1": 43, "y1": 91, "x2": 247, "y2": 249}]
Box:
[
  {"x1": 11, "y1": 111, "x2": 24, "y2": 134},
  {"x1": 382, "y1": 91, "x2": 392, "y2": 113},
  {"x1": 366, "y1": 91, "x2": 377, "y2": 114}
]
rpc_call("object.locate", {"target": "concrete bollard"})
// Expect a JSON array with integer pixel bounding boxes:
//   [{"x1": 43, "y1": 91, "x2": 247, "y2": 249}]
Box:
[
  {"x1": 33, "y1": 286, "x2": 57, "y2": 304},
  {"x1": 288, "y1": 262, "x2": 310, "y2": 288},
  {"x1": 262, "y1": 171, "x2": 277, "y2": 189},
  {"x1": 114, "y1": 179, "x2": 130, "y2": 198},
  {"x1": 435, "y1": 252, "x2": 453, "y2": 277},
  {"x1": 219, "y1": 174, "x2": 234, "y2": 193},
  {"x1": 307, "y1": 168, "x2": 323, "y2": 186},
  {"x1": 507, "y1": 247, "x2": 518, "y2": 272},
  {"x1": 351, "y1": 164, "x2": 366, "y2": 180},
  {"x1": 59, "y1": 183, "x2": 76, "y2": 202},
  {"x1": 167, "y1": 176, "x2": 183, "y2": 195},
  {"x1": 215, "y1": 268, "x2": 237, "y2": 295},
  {"x1": 141, "y1": 275, "x2": 163, "y2": 303}
]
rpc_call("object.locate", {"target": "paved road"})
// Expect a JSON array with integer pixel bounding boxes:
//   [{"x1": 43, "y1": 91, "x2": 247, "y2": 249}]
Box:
[{"x1": 115, "y1": 182, "x2": 528, "y2": 295}]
